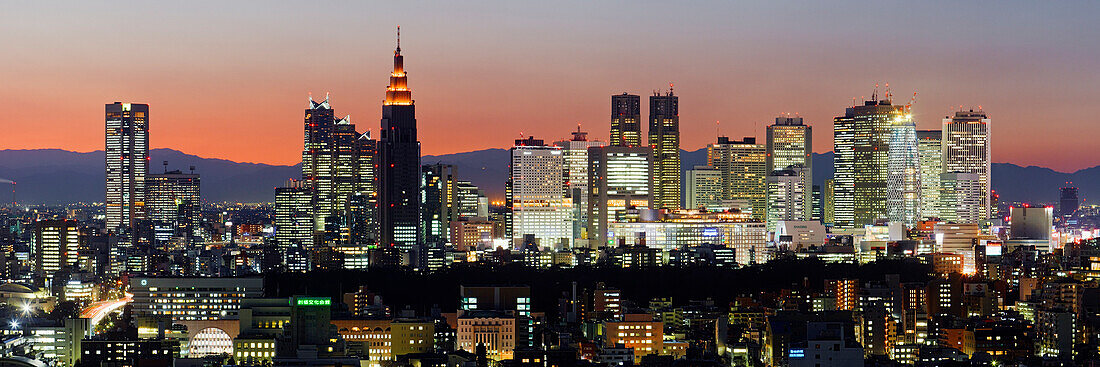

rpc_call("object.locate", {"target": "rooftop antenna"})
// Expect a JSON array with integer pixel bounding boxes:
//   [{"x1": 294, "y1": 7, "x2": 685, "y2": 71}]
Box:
[
  {"x1": 872, "y1": 84, "x2": 878, "y2": 101},
  {"x1": 396, "y1": 25, "x2": 401, "y2": 54},
  {"x1": 669, "y1": 82, "x2": 674, "y2": 96},
  {"x1": 884, "y1": 82, "x2": 891, "y2": 101}
]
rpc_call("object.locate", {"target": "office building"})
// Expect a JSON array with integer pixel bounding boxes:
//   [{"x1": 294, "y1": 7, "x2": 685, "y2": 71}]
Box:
[
  {"x1": 604, "y1": 314, "x2": 664, "y2": 363},
  {"x1": 833, "y1": 94, "x2": 909, "y2": 228},
  {"x1": 767, "y1": 167, "x2": 809, "y2": 230},
  {"x1": 939, "y1": 172, "x2": 982, "y2": 224},
  {"x1": 33, "y1": 220, "x2": 80, "y2": 278},
  {"x1": 608, "y1": 210, "x2": 767, "y2": 265},
  {"x1": 887, "y1": 117, "x2": 920, "y2": 226},
  {"x1": 275, "y1": 181, "x2": 314, "y2": 248},
  {"x1": 508, "y1": 137, "x2": 572, "y2": 248},
  {"x1": 129, "y1": 276, "x2": 264, "y2": 321},
  {"x1": 823, "y1": 179, "x2": 836, "y2": 226},
  {"x1": 451, "y1": 219, "x2": 493, "y2": 251},
  {"x1": 649, "y1": 90, "x2": 681, "y2": 209},
  {"x1": 767, "y1": 116, "x2": 812, "y2": 219},
  {"x1": 1010, "y1": 207, "x2": 1053, "y2": 241},
  {"x1": 587, "y1": 146, "x2": 653, "y2": 248},
  {"x1": 105, "y1": 102, "x2": 149, "y2": 232},
  {"x1": 146, "y1": 168, "x2": 201, "y2": 244},
  {"x1": 379, "y1": 31, "x2": 422, "y2": 252},
  {"x1": 708, "y1": 137, "x2": 766, "y2": 219},
  {"x1": 917, "y1": 130, "x2": 943, "y2": 219},
  {"x1": 456, "y1": 311, "x2": 516, "y2": 361},
  {"x1": 610, "y1": 93, "x2": 642, "y2": 147},
  {"x1": 421, "y1": 164, "x2": 458, "y2": 245},
  {"x1": 685, "y1": 166, "x2": 722, "y2": 210},
  {"x1": 1060, "y1": 185, "x2": 1079, "y2": 217},
  {"x1": 301, "y1": 95, "x2": 364, "y2": 243},
  {"x1": 943, "y1": 110, "x2": 992, "y2": 219},
  {"x1": 554, "y1": 127, "x2": 606, "y2": 241},
  {"x1": 455, "y1": 181, "x2": 487, "y2": 218}
]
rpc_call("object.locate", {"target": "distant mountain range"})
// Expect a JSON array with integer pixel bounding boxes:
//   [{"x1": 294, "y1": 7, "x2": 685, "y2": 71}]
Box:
[{"x1": 0, "y1": 148, "x2": 1090, "y2": 205}]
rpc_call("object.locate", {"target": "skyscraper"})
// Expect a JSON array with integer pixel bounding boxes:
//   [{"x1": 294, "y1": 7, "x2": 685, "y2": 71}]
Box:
[
  {"x1": 421, "y1": 164, "x2": 458, "y2": 245},
  {"x1": 588, "y1": 146, "x2": 653, "y2": 247},
  {"x1": 685, "y1": 166, "x2": 722, "y2": 210},
  {"x1": 916, "y1": 130, "x2": 943, "y2": 220},
  {"x1": 301, "y1": 96, "x2": 362, "y2": 240},
  {"x1": 1059, "y1": 185, "x2": 1079, "y2": 217},
  {"x1": 887, "y1": 117, "x2": 919, "y2": 226},
  {"x1": 610, "y1": 94, "x2": 642, "y2": 147},
  {"x1": 939, "y1": 172, "x2": 982, "y2": 224},
  {"x1": 833, "y1": 94, "x2": 908, "y2": 228},
  {"x1": 649, "y1": 90, "x2": 681, "y2": 209},
  {"x1": 766, "y1": 116, "x2": 812, "y2": 220},
  {"x1": 707, "y1": 137, "x2": 766, "y2": 220},
  {"x1": 378, "y1": 29, "x2": 422, "y2": 252},
  {"x1": 105, "y1": 102, "x2": 149, "y2": 232},
  {"x1": 275, "y1": 180, "x2": 314, "y2": 248},
  {"x1": 146, "y1": 167, "x2": 201, "y2": 244},
  {"x1": 509, "y1": 137, "x2": 572, "y2": 248},
  {"x1": 553, "y1": 127, "x2": 605, "y2": 241},
  {"x1": 943, "y1": 110, "x2": 991, "y2": 220},
  {"x1": 766, "y1": 167, "x2": 809, "y2": 230}
]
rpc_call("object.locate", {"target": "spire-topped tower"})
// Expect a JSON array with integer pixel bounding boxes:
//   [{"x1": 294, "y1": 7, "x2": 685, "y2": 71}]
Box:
[
  {"x1": 378, "y1": 26, "x2": 421, "y2": 253},
  {"x1": 385, "y1": 26, "x2": 412, "y2": 106}
]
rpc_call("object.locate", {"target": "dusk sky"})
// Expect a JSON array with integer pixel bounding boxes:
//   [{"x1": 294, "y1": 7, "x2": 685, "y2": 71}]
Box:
[{"x1": 3, "y1": 1, "x2": 1099, "y2": 171}]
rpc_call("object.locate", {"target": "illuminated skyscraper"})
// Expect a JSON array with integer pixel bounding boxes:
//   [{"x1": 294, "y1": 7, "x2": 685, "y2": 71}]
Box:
[
  {"x1": 301, "y1": 96, "x2": 363, "y2": 240},
  {"x1": 147, "y1": 167, "x2": 200, "y2": 244},
  {"x1": 378, "y1": 28, "x2": 422, "y2": 251},
  {"x1": 649, "y1": 90, "x2": 681, "y2": 209},
  {"x1": 105, "y1": 102, "x2": 149, "y2": 232},
  {"x1": 766, "y1": 116, "x2": 812, "y2": 220},
  {"x1": 421, "y1": 164, "x2": 458, "y2": 245},
  {"x1": 887, "y1": 117, "x2": 919, "y2": 226},
  {"x1": 554, "y1": 127, "x2": 605, "y2": 240},
  {"x1": 822, "y1": 179, "x2": 836, "y2": 226},
  {"x1": 766, "y1": 167, "x2": 809, "y2": 230},
  {"x1": 685, "y1": 166, "x2": 722, "y2": 210},
  {"x1": 588, "y1": 146, "x2": 653, "y2": 247},
  {"x1": 833, "y1": 94, "x2": 908, "y2": 228},
  {"x1": 939, "y1": 172, "x2": 981, "y2": 224},
  {"x1": 610, "y1": 93, "x2": 642, "y2": 147},
  {"x1": 34, "y1": 219, "x2": 80, "y2": 278},
  {"x1": 509, "y1": 137, "x2": 572, "y2": 248},
  {"x1": 707, "y1": 137, "x2": 766, "y2": 220},
  {"x1": 275, "y1": 180, "x2": 314, "y2": 248},
  {"x1": 916, "y1": 130, "x2": 943, "y2": 220},
  {"x1": 942, "y1": 110, "x2": 991, "y2": 220}
]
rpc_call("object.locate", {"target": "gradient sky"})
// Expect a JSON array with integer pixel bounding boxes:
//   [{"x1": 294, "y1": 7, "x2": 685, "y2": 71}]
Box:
[{"x1": 3, "y1": 1, "x2": 1099, "y2": 172}]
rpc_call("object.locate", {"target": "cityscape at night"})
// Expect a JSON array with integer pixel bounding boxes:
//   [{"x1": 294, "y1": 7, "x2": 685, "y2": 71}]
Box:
[{"x1": 3, "y1": 2, "x2": 1100, "y2": 366}]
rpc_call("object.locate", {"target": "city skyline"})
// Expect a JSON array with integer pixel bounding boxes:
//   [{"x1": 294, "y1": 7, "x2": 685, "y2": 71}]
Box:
[{"x1": 3, "y1": 2, "x2": 1100, "y2": 171}]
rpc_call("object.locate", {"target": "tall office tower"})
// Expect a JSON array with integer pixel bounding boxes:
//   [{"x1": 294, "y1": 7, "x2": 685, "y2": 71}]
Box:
[
  {"x1": 707, "y1": 137, "x2": 766, "y2": 220},
  {"x1": 942, "y1": 109, "x2": 991, "y2": 220},
  {"x1": 887, "y1": 118, "x2": 920, "y2": 226},
  {"x1": 455, "y1": 181, "x2": 486, "y2": 218},
  {"x1": 766, "y1": 116, "x2": 813, "y2": 220},
  {"x1": 685, "y1": 166, "x2": 722, "y2": 210},
  {"x1": 146, "y1": 167, "x2": 201, "y2": 244},
  {"x1": 34, "y1": 220, "x2": 80, "y2": 278},
  {"x1": 766, "y1": 167, "x2": 809, "y2": 230},
  {"x1": 588, "y1": 146, "x2": 653, "y2": 247},
  {"x1": 610, "y1": 93, "x2": 642, "y2": 147},
  {"x1": 811, "y1": 185, "x2": 822, "y2": 222},
  {"x1": 822, "y1": 179, "x2": 836, "y2": 226},
  {"x1": 509, "y1": 137, "x2": 572, "y2": 248},
  {"x1": 301, "y1": 95, "x2": 364, "y2": 243},
  {"x1": 1060, "y1": 185, "x2": 1079, "y2": 217},
  {"x1": 916, "y1": 130, "x2": 943, "y2": 220},
  {"x1": 275, "y1": 180, "x2": 314, "y2": 248},
  {"x1": 378, "y1": 30, "x2": 422, "y2": 251},
  {"x1": 553, "y1": 127, "x2": 606, "y2": 240},
  {"x1": 350, "y1": 133, "x2": 379, "y2": 245},
  {"x1": 833, "y1": 95, "x2": 908, "y2": 228},
  {"x1": 939, "y1": 172, "x2": 982, "y2": 224},
  {"x1": 421, "y1": 164, "x2": 458, "y2": 244},
  {"x1": 105, "y1": 102, "x2": 149, "y2": 232},
  {"x1": 649, "y1": 90, "x2": 681, "y2": 209}
]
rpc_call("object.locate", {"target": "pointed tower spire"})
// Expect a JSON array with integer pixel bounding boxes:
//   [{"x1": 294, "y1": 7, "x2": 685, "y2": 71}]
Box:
[
  {"x1": 395, "y1": 25, "x2": 401, "y2": 55},
  {"x1": 384, "y1": 26, "x2": 412, "y2": 106}
]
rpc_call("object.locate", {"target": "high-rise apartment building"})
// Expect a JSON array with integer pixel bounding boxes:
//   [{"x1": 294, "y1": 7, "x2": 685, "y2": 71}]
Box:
[
  {"x1": 649, "y1": 91, "x2": 681, "y2": 209},
  {"x1": 685, "y1": 166, "x2": 722, "y2": 210},
  {"x1": 943, "y1": 110, "x2": 991, "y2": 220},
  {"x1": 766, "y1": 116, "x2": 813, "y2": 220},
  {"x1": 610, "y1": 93, "x2": 642, "y2": 147},
  {"x1": 378, "y1": 31, "x2": 422, "y2": 251},
  {"x1": 887, "y1": 117, "x2": 920, "y2": 226},
  {"x1": 554, "y1": 128, "x2": 606, "y2": 241},
  {"x1": 833, "y1": 95, "x2": 909, "y2": 228},
  {"x1": 916, "y1": 130, "x2": 943, "y2": 220},
  {"x1": 588, "y1": 146, "x2": 653, "y2": 247},
  {"x1": 146, "y1": 168, "x2": 200, "y2": 244},
  {"x1": 707, "y1": 137, "x2": 766, "y2": 220},
  {"x1": 105, "y1": 102, "x2": 149, "y2": 232},
  {"x1": 508, "y1": 137, "x2": 572, "y2": 248},
  {"x1": 421, "y1": 164, "x2": 458, "y2": 245}
]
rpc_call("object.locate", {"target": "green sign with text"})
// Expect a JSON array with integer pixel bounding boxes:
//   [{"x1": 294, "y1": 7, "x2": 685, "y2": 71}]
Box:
[{"x1": 294, "y1": 298, "x2": 331, "y2": 307}]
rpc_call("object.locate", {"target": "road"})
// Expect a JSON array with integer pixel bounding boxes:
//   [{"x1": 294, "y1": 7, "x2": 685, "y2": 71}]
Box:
[{"x1": 80, "y1": 294, "x2": 132, "y2": 329}]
